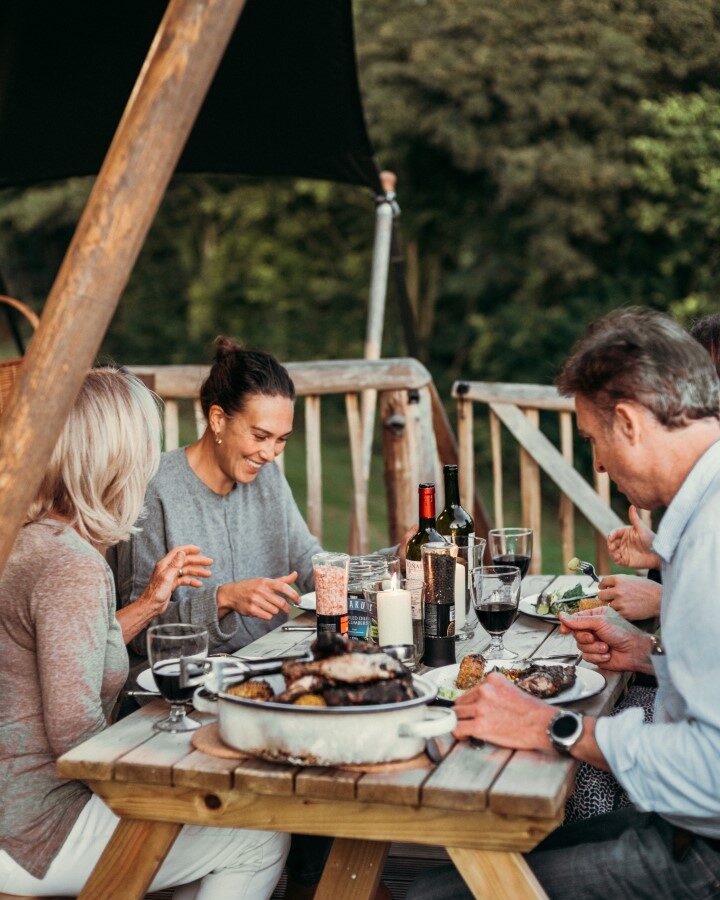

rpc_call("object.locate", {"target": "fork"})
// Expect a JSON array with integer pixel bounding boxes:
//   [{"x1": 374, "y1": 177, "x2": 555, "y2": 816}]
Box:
[{"x1": 569, "y1": 558, "x2": 600, "y2": 584}]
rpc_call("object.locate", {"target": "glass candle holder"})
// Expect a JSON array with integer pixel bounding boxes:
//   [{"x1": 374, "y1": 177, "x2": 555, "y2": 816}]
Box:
[
  {"x1": 312, "y1": 551, "x2": 349, "y2": 637},
  {"x1": 363, "y1": 576, "x2": 418, "y2": 669}
]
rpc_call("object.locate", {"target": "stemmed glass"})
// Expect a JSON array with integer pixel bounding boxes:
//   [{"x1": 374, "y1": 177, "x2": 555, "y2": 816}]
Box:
[
  {"x1": 488, "y1": 528, "x2": 533, "y2": 578},
  {"x1": 472, "y1": 565, "x2": 521, "y2": 660},
  {"x1": 454, "y1": 539, "x2": 487, "y2": 641},
  {"x1": 147, "y1": 624, "x2": 209, "y2": 732}
]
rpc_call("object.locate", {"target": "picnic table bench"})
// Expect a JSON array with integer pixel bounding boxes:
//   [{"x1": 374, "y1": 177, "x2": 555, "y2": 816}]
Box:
[{"x1": 56, "y1": 575, "x2": 630, "y2": 899}]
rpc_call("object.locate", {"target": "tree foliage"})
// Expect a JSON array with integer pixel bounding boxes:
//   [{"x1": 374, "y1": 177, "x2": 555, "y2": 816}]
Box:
[{"x1": 2, "y1": 0, "x2": 720, "y2": 390}]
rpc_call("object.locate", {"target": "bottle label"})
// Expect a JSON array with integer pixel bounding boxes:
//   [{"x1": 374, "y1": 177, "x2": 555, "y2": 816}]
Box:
[
  {"x1": 347, "y1": 595, "x2": 376, "y2": 642},
  {"x1": 405, "y1": 559, "x2": 423, "y2": 618},
  {"x1": 424, "y1": 602, "x2": 455, "y2": 638},
  {"x1": 316, "y1": 614, "x2": 348, "y2": 637}
]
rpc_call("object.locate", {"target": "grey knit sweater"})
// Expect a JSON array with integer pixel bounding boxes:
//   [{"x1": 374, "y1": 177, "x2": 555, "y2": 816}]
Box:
[{"x1": 110, "y1": 448, "x2": 321, "y2": 657}]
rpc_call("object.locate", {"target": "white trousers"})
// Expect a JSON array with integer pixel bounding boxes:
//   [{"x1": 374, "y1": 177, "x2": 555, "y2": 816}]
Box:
[{"x1": 0, "y1": 794, "x2": 289, "y2": 899}]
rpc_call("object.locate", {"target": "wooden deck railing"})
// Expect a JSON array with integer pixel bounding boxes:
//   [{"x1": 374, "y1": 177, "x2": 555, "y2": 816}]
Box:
[
  {"x1": 451, "y1": 380, "x2": 646, "y2": 575},
  {"x1": 131, "y1": 358, "x2": 462, "y2": 554}
]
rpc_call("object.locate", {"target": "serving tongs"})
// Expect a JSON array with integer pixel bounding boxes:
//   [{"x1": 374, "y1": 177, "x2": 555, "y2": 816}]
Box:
[{"x1": 180, "y1": 650, "x2": 313, "y2": 697}]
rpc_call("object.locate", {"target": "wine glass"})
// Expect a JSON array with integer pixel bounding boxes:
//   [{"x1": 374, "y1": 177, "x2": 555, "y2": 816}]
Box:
[
  {"x1": 147, "y1": 624, "x2": 209, "y2": 732},
  {"x1": 488, "y1": 527, "x2": 533, "y2": 578},
  {"x1": 454, "y1": 539, "x2": 487, "y2": 642},
  {"x1": 472, "y1": 565, "x2": 521, "y2": 660}
]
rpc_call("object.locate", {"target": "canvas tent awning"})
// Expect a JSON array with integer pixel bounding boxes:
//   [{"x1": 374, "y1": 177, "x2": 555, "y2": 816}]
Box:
[{"x1": 0, "y1": 0, "x2": 381, "y2": 191}]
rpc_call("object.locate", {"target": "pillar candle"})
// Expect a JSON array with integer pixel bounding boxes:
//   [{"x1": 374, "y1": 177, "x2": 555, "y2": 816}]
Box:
[
  {"x1": 454, "y1": 563, "x2": 466, "y2": 632},
  {"x1": 377, "y1": 586, "x2": 413, "y2": 646}
]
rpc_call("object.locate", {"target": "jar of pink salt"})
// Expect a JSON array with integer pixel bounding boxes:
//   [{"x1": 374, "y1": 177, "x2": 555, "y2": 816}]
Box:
[{"x1": 312, "y1": 551, "x2": 350, "y2": 638}]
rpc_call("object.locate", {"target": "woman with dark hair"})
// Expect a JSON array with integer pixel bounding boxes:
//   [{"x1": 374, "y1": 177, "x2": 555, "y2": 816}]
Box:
[{"x1": 112, "y1": 337, "x2": 321, "y2": 657}]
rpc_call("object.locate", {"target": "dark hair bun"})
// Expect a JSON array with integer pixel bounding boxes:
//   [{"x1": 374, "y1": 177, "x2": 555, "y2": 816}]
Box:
[
  {"x1": 213, "y1": 336, "x2": 243, "y2": 362},
  {"x1": 199, "y1": 336, "x2": 295, "y2": 418}
]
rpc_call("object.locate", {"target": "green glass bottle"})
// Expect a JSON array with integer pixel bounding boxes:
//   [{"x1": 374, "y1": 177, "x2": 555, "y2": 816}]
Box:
[
  {"x1": 436, "y1": 464, "x2": 475, "y2": 640},
  {"x1": 405, "y1": 483, "x2": 445, "y2": 582}
]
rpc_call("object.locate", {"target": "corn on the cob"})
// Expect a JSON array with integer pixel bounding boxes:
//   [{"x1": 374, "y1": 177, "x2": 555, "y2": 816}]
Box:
[{"x1": 578, "y1": 596, "x2": 605, "y2": 611}]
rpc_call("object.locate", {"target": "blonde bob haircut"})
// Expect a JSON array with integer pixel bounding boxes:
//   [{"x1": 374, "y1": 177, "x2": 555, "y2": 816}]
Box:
[{"x1": 26, "y1": 367, "x2": 162, "y2": 546}]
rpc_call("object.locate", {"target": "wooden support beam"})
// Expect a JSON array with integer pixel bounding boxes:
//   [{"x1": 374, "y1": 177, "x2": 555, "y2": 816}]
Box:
[
  {"x1": 559, "y1": 411, "x2": 575, "y2": 567},
  {"x1": 0, "y1": 0, "x2": 248, "y2": 577}
]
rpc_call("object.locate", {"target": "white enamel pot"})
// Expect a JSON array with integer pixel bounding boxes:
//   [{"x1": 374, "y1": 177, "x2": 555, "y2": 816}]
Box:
[{"x1": 193, "y1": 673, "x2": 456, "y2": 766}]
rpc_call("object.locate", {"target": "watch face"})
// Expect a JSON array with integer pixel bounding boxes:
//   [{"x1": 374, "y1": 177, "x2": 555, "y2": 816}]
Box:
[{"x1": 554, "y1": 713, "x2": 580, "y2": 739}]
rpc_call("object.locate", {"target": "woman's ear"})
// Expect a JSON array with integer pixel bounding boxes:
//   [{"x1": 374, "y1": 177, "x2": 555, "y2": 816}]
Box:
[{"x1": 207, "y1": 404, "x2": 225, "y2": 439}]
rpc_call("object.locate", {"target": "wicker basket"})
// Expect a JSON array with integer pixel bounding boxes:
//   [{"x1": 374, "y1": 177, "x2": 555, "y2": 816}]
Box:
[{"x1": 0, "y1": 296, "x2": 40, "y2": 415}]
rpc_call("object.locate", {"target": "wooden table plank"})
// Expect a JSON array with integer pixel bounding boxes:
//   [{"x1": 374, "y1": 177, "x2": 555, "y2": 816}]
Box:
[
  {"x1": 78, "y1": 819, "x2": 181, "y2": 900},
  {"x1": 356, "y1": 735, "x2": 455, "y2": 807},
  {"x1": 112, "y1": 713, "x2": 215, "y2": 785},
  {"x1": 172, "y1": 750, "x2": 239, "y2": 791},
  {"x1": 488, "y1": 751, "x2": 575, "y2": 817},
  {"x1": 57, "y1": 700, "x2": 166, "y2": 781},
  {"x1": 296, "y1": 766, "x2": 363, "y2": 801},
  {"x1": 315, "y1": 838, "x2": 389, "y2": 900},
  {"x1": 88, "y1": 780, "x2": 562, "y2": 852},
  {"x1": 232, "y1": 758, "x2": 298, "y2": 795},
  {"x1": 421, "y1": 742, "x2": 513, "y2": 811},
  {"x1": 448, "y1": 847, "x2": 547, "y2": 900}
]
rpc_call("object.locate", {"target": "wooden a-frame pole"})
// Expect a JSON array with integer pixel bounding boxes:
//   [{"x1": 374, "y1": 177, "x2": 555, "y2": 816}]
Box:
[{"x1": 0, "y1": 0, "x2": 247, "y2": 577}]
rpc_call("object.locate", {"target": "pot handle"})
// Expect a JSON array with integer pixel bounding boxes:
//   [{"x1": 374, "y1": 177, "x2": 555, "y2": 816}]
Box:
[
  {"x1": 398, "y1": 707, "x2": 457, "y2": 739},
  {"x1": 192, "y1": 687, "x2": 218, "y2": 715}
]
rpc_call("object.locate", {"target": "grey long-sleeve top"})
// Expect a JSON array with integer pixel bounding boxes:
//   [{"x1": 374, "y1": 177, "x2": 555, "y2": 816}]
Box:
[
  {"x1": 110, "y1": 448, "x2": 321, "y2": 658},
  {"x1": 0, "y1": 521, "x2": 128, "y2": 878}
]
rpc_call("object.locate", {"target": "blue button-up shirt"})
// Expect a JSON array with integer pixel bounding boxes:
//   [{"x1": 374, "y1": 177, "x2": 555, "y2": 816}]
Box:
[{"x1": 595, "y1": 439, "x2": 720, "y2": 838}]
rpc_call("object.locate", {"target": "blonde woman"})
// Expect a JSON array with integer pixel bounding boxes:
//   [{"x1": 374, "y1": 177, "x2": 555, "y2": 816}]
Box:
[{"x1": 0, "y1": 368, "x2": 288, "y2": 898}]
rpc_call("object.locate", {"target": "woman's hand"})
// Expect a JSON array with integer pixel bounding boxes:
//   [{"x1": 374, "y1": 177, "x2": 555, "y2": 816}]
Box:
[
  {"x1": 138, "y1": 545, "x2": 213, "y2": 617},
  {"x1": 597, "y1": 574, "x2": 661, "y2": 621},
  {"x1": 217, "y1": 572, "x2": 299, "y2": 621},
  {"x1": 606, "y1": 505, "x2": 660, "y2": 570},
  {"x1": 116, "y1": 545, "x2": 212, "y2": 644},
  {"x1": 559, "y1": 606, "x2": 654, "y2": 674}
]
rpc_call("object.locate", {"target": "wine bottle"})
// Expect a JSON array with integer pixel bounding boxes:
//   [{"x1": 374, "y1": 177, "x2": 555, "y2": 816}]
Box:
[
  {"x1": 405, "y1": 483, "x2": 444, "y2": 583},
  {"x1": 436, "y1": 464, "x2": 474, "y2": 544},
  {"x1": 405, "y1": 484, "x2": 445, "y2": 664},
  {"x1": 436, "y1": 464, "x2": 475, "y2": 636}
]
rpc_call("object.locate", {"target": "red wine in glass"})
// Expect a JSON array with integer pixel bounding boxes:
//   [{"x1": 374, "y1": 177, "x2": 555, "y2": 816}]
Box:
[
  {"x1": 477, "y1": 602, "x2": 518, "y2": 634},
  {"x1": 491, "y1": 553, "x2": 531, "y2": 579},
  {"x1": 152, "y1": 659, "x2": 196, "y2": 703}
]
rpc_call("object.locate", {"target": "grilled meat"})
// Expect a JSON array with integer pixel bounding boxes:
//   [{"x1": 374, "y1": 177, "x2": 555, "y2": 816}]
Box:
[
  {"x1": 514, "y1": 665, "x2": 576, "y2": 699},
  {"x1": 276, "y1": 636, "x2": 417, "y2": 707},
  {"x1": 282, "y1": 651, "x2": 404, "y2": 685}
]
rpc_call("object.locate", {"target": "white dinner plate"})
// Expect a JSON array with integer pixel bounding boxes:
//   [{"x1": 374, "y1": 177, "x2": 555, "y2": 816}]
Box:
[
  {"x1": 136, "y1": 667, "x2": 159, "y2": 693},
  {"x1": 423, "y1": 661, "x2": 606, "y2": 706},
  {"x1": 296, "y1": 591, "x2": 316, "y2": 612},
  {"x1": 519, "y1": 590, "x2": 599, "y2": 624}
]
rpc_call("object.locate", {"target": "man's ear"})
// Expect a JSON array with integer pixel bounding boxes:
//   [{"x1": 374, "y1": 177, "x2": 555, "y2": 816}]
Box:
[{"x1": 613, "y1": 402, "x2": 643, "y2": 444}]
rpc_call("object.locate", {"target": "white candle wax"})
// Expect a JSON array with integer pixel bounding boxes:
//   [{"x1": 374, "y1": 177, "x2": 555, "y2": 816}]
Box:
[
  {"x1": 454, "y1": 563, "x2": 466, "y2": 632},
  {"x1": 377, "y1": 588, "x2": 413, "y2": 646}
]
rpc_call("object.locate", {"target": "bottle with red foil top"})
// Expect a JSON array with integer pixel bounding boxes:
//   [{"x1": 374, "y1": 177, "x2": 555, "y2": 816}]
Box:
[
  {"x1": 405, "y1": 484, "x2": 445, "y2": 656},
  {"x1": 312, "y1": 551, "x2": 349, "y2": 637}
]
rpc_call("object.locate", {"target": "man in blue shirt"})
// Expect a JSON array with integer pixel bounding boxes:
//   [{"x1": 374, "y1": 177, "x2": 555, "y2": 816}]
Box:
[{"x1": 408, "y1": 309, "x2": 720, "y2": 899}]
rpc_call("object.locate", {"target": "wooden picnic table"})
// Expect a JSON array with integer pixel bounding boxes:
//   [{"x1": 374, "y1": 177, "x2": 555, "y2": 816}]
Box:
[{"x1": 57, "y1": 575, "x2": 630, "y2": 900}]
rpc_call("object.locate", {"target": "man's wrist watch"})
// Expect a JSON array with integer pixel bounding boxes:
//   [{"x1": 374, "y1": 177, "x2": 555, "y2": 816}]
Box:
[{"x1": 547, "y1": 709, "x2": 584, "y2": 755}]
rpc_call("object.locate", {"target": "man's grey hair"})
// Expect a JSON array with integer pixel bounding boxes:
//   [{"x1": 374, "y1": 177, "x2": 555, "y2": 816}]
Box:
[{"x1": 557, "y1": 308, "x2": 720, "y2": 428}]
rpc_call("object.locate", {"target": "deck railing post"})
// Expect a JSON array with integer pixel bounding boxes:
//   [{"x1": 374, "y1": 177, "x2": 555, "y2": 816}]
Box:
[
  {"x1": 0, "y1": 0, "x2": 247, "y2": 578},
  {"x1": 380, "y1": 389, "x2": 418, "y2": 546}
]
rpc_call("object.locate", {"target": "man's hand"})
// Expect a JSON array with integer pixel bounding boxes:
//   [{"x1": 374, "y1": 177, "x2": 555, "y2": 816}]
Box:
[
  {"x1": 454, "y1": 673, "x2": 554, "y2": 749},
  {"x1": 559, "y1": 606, "x2": 654, "y2": 673},
  {"x1": 598, "y1": 574, "x2": 661, "y2": 621},
  {"x1": 217, "y1": 572, "x2": 299, "y2": 621},
  {"x1": 607, "y1": 505, "x2": 661, "y2": 570}
]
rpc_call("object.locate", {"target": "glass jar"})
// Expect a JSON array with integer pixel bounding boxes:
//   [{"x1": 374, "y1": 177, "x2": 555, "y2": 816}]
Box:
[{"x1": 347, "y1": 554, "x2": 397, "y2": 643}]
